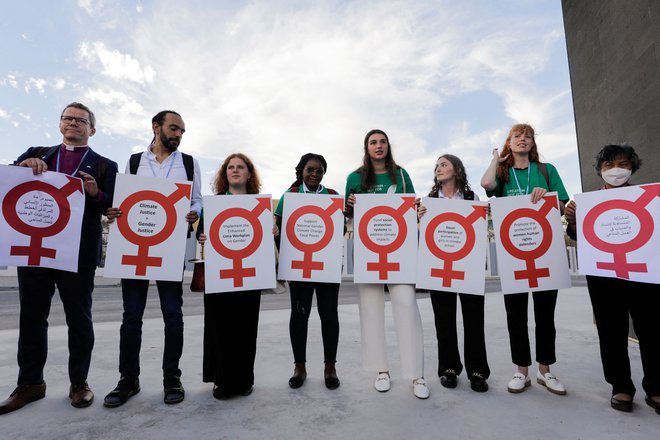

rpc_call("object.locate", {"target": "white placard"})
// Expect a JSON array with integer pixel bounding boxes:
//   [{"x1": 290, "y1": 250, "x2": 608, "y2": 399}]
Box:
[
  {"x1": 203, "y1": 194, "x2": 276, "y2": 293},
  {"x1": 417, "y1": 197, "x2": 488, "y2": 295},
  {"x1": 490, "y1": 193, "x2": 571, "y2": 293},
  {"x1": 278, "y1": 192, "x2": 345, "y2": 283},
  {"x1": 353, "y1": 193, "x2": 418, "y2": 284},
  {"x1": 104, "y1": 173, "x2": 192, "y2": 281},
  {"x1": 0, "y1": 165, "x2": 84, "y2": 272},
  {"x1": 574, "y1": 183, "x2": 659, "y2": 283}
]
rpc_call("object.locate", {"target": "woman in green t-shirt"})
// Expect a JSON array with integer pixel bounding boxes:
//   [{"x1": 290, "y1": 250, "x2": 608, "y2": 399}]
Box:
[
  {"x1": 480, "y1": 123, "x2": 569, "y2": 396},
  {"x1": 274, "y1": 153, "x2": 341, "y2": 391},
  {"x1": 345, "y1": 129, "x2": 429, "y2": 399}
]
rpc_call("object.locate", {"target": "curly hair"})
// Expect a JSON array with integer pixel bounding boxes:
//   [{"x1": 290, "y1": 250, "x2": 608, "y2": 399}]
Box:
[
  {"x1": 428, "y1": 154, "x2": 471, "y2": 197},
  {"x1": 496, "y1": 123, "x2": 541, "y2": 184},
  {"x1": 212, "y1": 153, "x2": 261, "y2": 195}
]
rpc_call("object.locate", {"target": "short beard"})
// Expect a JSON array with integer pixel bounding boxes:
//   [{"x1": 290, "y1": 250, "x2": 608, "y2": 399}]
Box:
[{"x1": 160, "y1": 132, "x2": 179, "y2": 152}]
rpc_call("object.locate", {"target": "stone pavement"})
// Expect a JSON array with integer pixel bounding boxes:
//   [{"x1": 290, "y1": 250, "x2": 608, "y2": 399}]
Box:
[{"x1": 0, "y1": 282, "x2": 658, "y2": 439}]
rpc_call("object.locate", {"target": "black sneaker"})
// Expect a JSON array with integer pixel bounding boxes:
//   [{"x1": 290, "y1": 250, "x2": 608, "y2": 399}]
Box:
[
  {"x1": 470, "y1": 373, "x2": 489, "y2": 393},
  {"x1": 440, "y1": 369, "x2": 458, "y2": 389}
]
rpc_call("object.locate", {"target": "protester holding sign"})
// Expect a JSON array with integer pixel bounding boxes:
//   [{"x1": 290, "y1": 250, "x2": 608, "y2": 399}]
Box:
[
  {"x1": 418, "y1": 154, "x2": 490, "y2": 393},
  {"x1": 565, "y1": 145, "x2": 660, "y2": 414},
  {"x1": 345, "y1": 129, "x2": 429, "y2": 399},
  {"x1": 274, "y1": 153, "x2": 341, "y2": 390},
  {"x1": 0, "y1": 102, "x2": 118, "y2": 415},
  {"x1": 197, "y1": 153, "x2": 269, "y2": 400},
  {"x1": 103, "y1": 110, "x2": 201, "y2": 408},
  {"x1": 480, "y1": 123, "x2": 569, "y2": 395}
]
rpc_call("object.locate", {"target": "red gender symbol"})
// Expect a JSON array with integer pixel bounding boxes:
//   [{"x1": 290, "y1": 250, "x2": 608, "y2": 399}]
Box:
[
  {"x1": 286, "y1": 198, "x2": 344, "y2": 278},
  {"x1": 426, "y1": 205, "x2": 487, "y2": 287},
  {"x1": 117, "y1": 183, "x2": 191, "y2": 276},
  {"x1": 209, "y1": 197, "x2": 271, "y2": 287},
  {"x1": 582, "y1": 184, "x2": 659, "y2": 279},
  {"x1": 499, "y1": 196, "x2": 557, "y2": 288},
  {"x1": 358, "y1": 196, "x2": 416, "y2": 280},
  {"x1": 3, "y1": 176, "x2": 82, "y2": 265}
]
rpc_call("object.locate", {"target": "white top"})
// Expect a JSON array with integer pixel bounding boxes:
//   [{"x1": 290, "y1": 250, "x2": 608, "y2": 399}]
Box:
[
  {"x1": 125, "y1": 148, "x2": 203, "y2": 216},
  {"x1": 436, "y1": 189, "x2": 480, "y2": 201}
]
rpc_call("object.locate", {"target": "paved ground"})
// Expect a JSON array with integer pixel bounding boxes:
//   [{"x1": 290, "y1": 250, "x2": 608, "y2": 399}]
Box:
[{"x1": 0, "y1": 275, "x2": 657, "y2": 439}]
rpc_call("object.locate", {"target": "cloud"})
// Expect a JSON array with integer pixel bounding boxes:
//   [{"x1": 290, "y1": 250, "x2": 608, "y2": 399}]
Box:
[
  {"x1": 71, "y1": 0, "x2": 577, "y2": 197},
  {"x1": 0, "y1": 107, "x2": 9, "y2": 119},
  {"x1": 78, "y1": 41, "x2": 156, "y2": 86},
  {"x1": 24, "y1": 78, "x2": 47, "y2": 94}
]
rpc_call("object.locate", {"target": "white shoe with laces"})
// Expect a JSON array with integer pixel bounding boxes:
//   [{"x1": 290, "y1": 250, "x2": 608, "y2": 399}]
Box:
[
  {"x1": 537, "y1": 371, "x2": 566, "y2": 395},
  {"x1": 507, "y1": 372, "x2": 531, "y2": 393},
  {"x1": 374, "y1": 373, "x2": 391, "y2": 392},
  {"x1": 413, "y1": 378, "x2": 430, "y2": 399}
]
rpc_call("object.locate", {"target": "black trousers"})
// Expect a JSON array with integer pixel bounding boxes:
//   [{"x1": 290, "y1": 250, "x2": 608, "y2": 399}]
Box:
[
  {"x1": 17, "y1": 266, "x2": 95, "y2": 385},
  {"x1": 119, "y1": 279, "x2": 184, "y2": 378},
  {"x1": 203, "y1": 290, "x2": 260, "y2": 396},
  {"x1": 587, "y1": 275, "x2": 660, "y2": 397},
  {"x1": 430, "y1": 291, "x2": 489, "y2": 378},
  {"x1": 288, "y1": 281, "x2": 340, "y2": 364},
  {"x1": 504, "y1": 290, "x2": 558, "y2": 367}
]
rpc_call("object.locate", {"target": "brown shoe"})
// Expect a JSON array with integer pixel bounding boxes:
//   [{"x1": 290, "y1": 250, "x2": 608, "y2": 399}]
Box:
[
  {"x1": 0, "y1": 382, "x2": 46, "y2": 415},
  {"x1": 69, "y1": 382, "x2": 94, "y2": 408}
]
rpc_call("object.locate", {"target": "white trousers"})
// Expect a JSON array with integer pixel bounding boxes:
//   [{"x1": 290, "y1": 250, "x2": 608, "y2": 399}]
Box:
[{"x1": 358, "y1": 283, "x2": 424, "y2": 379}]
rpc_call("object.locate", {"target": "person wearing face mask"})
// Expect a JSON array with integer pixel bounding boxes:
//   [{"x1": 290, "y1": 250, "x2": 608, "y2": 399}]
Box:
[
  {"x1": 481, "y1": 123, "x2": 569, "y2": 396},
  {"x1": 274, "y1": 153, "x2": 341, "y2": 390},
  {"x1": 418, "y1": 154, "x2": 490, "y2": 393},
  {"x1": 565, "y1": 144, "x2": 660, "y2": 414}
]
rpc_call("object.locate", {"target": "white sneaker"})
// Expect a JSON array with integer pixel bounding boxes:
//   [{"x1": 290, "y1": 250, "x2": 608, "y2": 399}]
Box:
[
  {"x1": 507, "y1": 372, "x2": 531, "y2": 393},
  {"x1": 413, "y1": 378, "x2": 430, "y2": 399},
  {"x1": 537, "y1": 371, "x2": 566, "y2": 395},
  {"x1": 374, "y1": 373, "x2": 391, "y2": 392}
]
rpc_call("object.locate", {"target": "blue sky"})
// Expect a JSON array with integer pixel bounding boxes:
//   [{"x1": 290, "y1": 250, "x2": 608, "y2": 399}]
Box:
[{"x1": 0, "y1": 0, "x2": 581, "y2": 200}]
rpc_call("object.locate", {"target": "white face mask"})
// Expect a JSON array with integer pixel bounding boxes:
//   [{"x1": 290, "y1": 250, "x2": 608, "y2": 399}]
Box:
[{"x1": 601, "y1": 167, "x2": 632, "y2": 186}]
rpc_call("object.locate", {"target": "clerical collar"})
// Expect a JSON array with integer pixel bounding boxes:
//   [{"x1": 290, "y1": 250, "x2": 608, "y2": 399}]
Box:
[{"x1": 63, "y1": 143, "x2": 89, "y2": 151}]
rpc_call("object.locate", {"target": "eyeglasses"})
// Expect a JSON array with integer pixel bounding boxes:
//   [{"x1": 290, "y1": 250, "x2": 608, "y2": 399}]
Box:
[
  {"x1": 304, "y1": 167, "x2": 324, "y2": 175},
  {"x1": 60, "y1": 116, "x2": 90, "y2": 126}
]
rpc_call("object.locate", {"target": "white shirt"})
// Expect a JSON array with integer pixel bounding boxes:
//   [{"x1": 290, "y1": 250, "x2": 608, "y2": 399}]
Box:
[
  {"x1": 125, "y1": 148, "x2": 203, "y2": 216},
  {"x1": 436, "y1": 189, "x2": 480, "y2": 201}
]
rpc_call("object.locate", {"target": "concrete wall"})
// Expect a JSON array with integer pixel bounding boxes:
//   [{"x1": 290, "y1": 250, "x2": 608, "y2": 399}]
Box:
[{"x1": 561, "y1": 0, "x2": 660, "y2": 191}]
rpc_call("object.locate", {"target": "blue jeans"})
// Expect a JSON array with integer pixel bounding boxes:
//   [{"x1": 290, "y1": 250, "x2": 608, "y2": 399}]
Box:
[{"x1": 119, "y1": 279, "x2": 183, "y2": 378}]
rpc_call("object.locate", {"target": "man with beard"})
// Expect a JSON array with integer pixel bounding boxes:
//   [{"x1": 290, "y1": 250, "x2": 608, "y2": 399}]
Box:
[{"x1": 103, "y1": 110, "x2": 202, "y2": 408}]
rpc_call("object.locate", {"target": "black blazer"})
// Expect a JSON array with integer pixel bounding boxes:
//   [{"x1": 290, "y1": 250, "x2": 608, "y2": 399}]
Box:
[{"x1": 15, "y1": 145, "x2": 119, "y2": 268}]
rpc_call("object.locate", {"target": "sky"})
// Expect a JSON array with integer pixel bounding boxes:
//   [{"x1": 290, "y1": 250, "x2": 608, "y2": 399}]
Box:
[{"x1": 0, "y1": 0, "x2": 582, "y2": 201}]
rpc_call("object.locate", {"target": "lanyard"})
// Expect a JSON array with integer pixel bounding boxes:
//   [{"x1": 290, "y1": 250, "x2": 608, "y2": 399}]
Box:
[
  {"x1": 55, "y1": 146, "x2": 90, "y2": 176},
  {"x1": 512, "y1": 166, "x2": 531, "y2": 195},
  {"x1": 148, "y1": 150, "x2": 177, "y2": 179}
]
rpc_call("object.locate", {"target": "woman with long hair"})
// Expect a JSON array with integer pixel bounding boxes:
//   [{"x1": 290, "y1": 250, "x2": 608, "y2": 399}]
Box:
[
  {"x1": 418, "y1": 154, "x2": 490, "y2": 393},
  {"x1": 480, "y1": 123, "x2": 569, "y2": 396},
  {"x1": 198, "y1": 153, "x2": 265, "y2": 399},
  {"x1": 274, "y1": 153, "x2": 341, "y2": 390},
  {"x1": 345, "y1": 129, "x2": 429, "y2": 399}
]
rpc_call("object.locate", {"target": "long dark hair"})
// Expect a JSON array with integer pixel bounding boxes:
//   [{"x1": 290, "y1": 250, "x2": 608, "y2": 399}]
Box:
[
  {"x1": 356, "y1": 129, "x2": 399, "y2": 190},
  {"x1": 496, "y1": 123, "x2": 541, "y2": 184},
  {"x1": 288, "y1": 153, "x2": 328, "y2": 188},
  {"x1": 212, "y1": 153, "x2": 261, "y2": 195},
  {"x1": 428, "y1": 154, "x2": 471, "y2": 197}
]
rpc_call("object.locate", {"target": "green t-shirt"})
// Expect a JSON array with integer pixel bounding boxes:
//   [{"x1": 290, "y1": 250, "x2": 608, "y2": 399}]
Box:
[
  {"x1": 344, "y1": 168, "x2": 415, "y2": 204},
  {"x1": 486, "y1": 162, "x2": 569, "y2": 203},
  {"x1": 274, "y1": 185, "x2": 335, "y2": 217}
]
